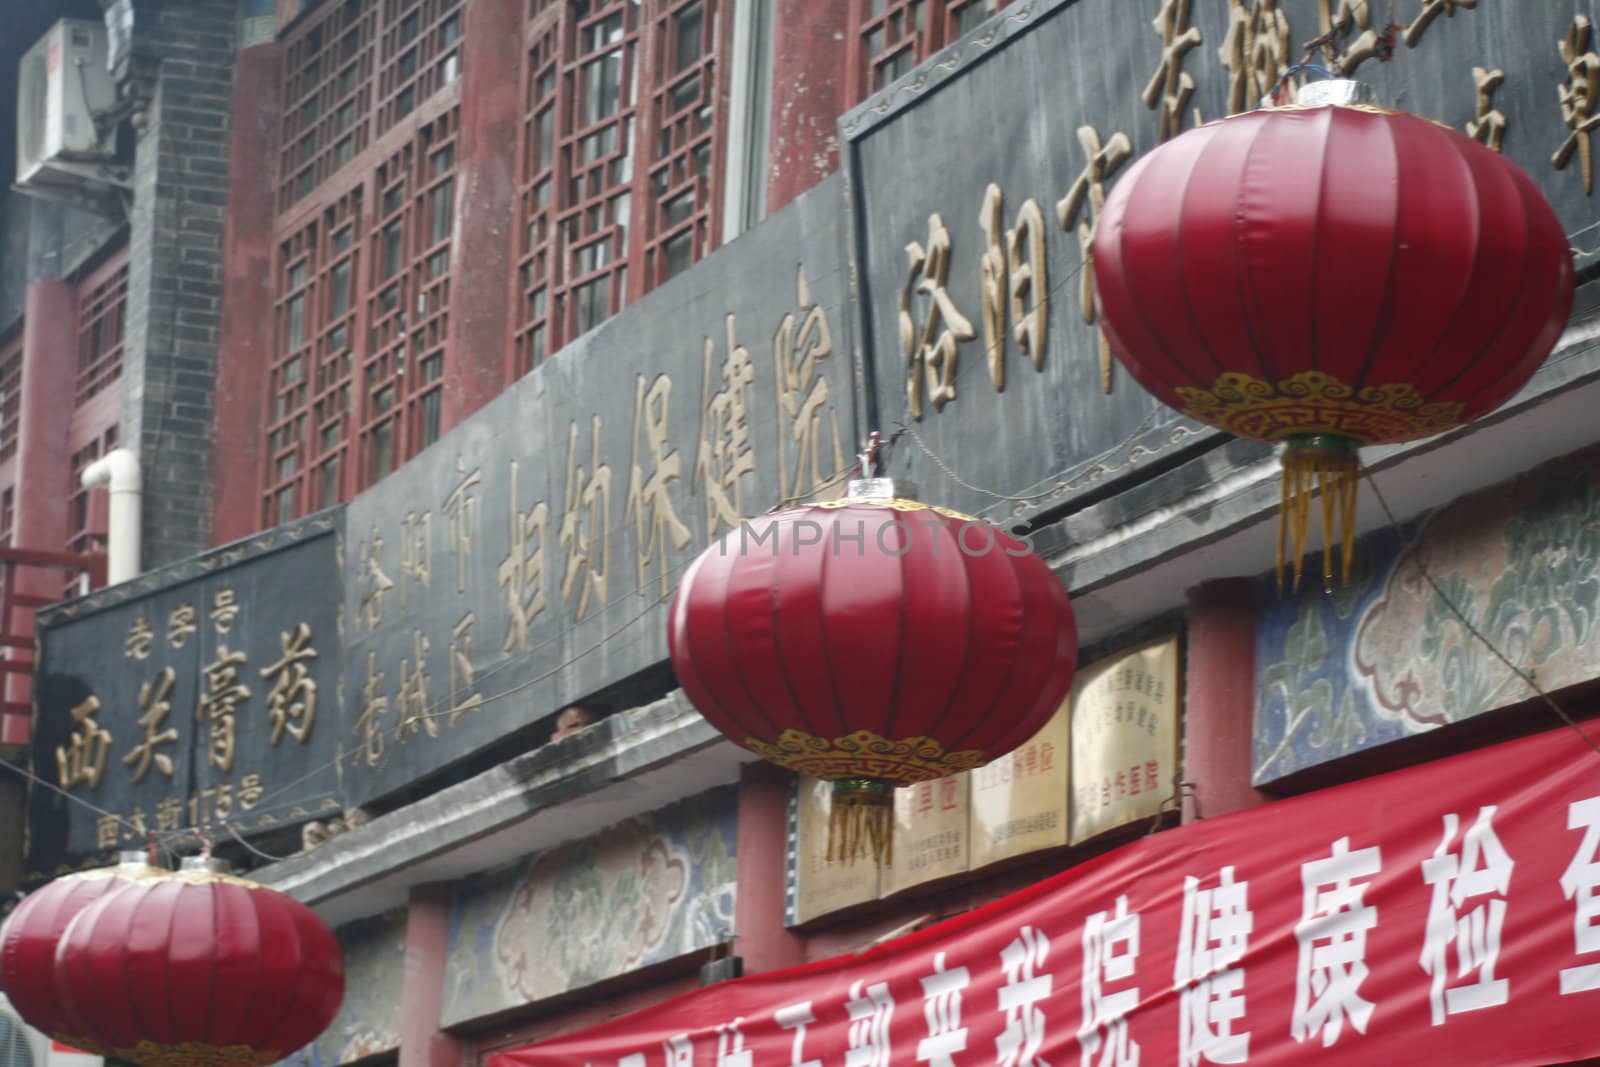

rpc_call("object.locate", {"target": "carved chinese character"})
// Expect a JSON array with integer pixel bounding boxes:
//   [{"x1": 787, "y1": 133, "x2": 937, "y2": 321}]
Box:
[
  {"x1": 56, "y1": 696, "x2": 111, "y2": 791},
  {"x1": 695, "y1": 318, "x2": 757, "y2": 541},
  {"x1": 124, "y1": 667, "x2": 178, "y2": 784},
  {"x1": 1313, "y1": 0, "x2": 1387, "y2": 76},
  {"x1": 901, "y1": 214, "x2": 975, "y2": 419},
  {"x1": 156, "y1": 795, "x2": 183, "y2": 832},
  {"x1": 196, "y1": 645, "x2": 250, "y2": 774},
  {"x1": 209, "y1": 588, "x2": 240, "y2": 634},
  {"x1": 261, "y1": 622, "x2": 318, "y2": 746},
  {"x1": 399, "y1": 510, "x2": 433, "y2": 606},
  {"x1": 498, "y1": 460, "x2": 550, "y2": 655},
  {"x1": 1058, "y1": 125, "x2": 1134, "y2": 393},
  {"x1": 559, "y1": 417, "x2": 612, "y2": 623},
  {"x1": 1220, "y1": 0, "x2": 1292, "y2": 114},
  {"x1": 353, "y1": 650, "x2": 387, "y2": 767},
  {"x1": 625, "y1": 374, "x2": 693, "y2": 600},
  {"x1": 1466, "y1": 67, "x2": 1506, "y2": 153},
  {"x1": 1556, "y1": 16, "x2": 1600, "y2": 195},
  {"x1": 1403, "y1": 0, "x2": 1474, "y2": 49},
  {"x1": 97, "y1": 814, "x2": 120, "y2": 849},
  {"x1": 238, "y1": 773, "x2": 264, "y2": 810},
  {"x1": 978, "y1": 183, "x2": 1050, "y2": 392},
  {"x1": 167, "y1": 603, "x2": 197, "y2": 648},
  {"x1": 358, "y1": 528, "x2": 395, "y2": 630},
  {"x1": 443, "y1": 459, "x2": 481, "y2": 595},
  {"x1": 125, "y1": 617, "x2": 153, "y2": 660},
  {"x1": 1144, "y1": 0, "x2": 1203, "y2": 142},
  {"x1": 449, "y1": 612, "x2": 484, "y2": 723},
  {"x1": 395, "y1": 630, "x2": 435, "y2": 741},
  {"x1": 775, "y1": 267, "x2": 845, "y2": 503},
  {"x1": 213, "y1": 782, "x2": 233, "y2": 821}
]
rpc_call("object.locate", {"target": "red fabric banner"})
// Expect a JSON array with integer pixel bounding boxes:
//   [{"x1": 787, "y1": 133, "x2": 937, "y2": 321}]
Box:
[{"x1": 492, "y1": 724, "x2": 1600, "y2": 1067}]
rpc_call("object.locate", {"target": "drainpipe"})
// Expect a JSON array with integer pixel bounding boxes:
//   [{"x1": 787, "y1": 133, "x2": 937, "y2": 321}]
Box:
[{"x1": 80, "y1": 448, "x2": 141, "y2": 586}]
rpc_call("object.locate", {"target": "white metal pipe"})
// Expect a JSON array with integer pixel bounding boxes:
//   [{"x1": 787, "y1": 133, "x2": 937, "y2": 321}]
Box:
[{"x1": 80, "y1": 447, "x2": 141, "y2": 585}]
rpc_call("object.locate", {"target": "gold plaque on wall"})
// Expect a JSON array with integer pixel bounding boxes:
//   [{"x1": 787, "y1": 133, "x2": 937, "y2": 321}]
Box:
[
  {"x1": 1069, "y1": 636, "x2": 1181, "y2": 844},
  {"x1": 792, "y1": 775, "x2": 881, "y2": 923},
  {"x1": 968, "y1": 697, "x2": 1071, "y2": 869},
  {"x1": 886, "y1": 773, "x2": 970, "y2": 895}
]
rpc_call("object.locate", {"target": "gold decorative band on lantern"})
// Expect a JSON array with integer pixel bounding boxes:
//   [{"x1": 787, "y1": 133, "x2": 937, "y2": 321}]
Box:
[
  {"x1": 806, "y1": 497, "x2": 980, "y2": 523},
  {"x1": 1175, "y1": 371, "x2": 1463, "y2": 447},
  {"x1": 113, "y1": 1040, "x2": 286, "y2": 1067},
  {"x1": 828, "y1": 778, "x2": 895, "y2": 866},
  {"x1": 745, "y1": 728, "x2": 987, "y2": 783}
]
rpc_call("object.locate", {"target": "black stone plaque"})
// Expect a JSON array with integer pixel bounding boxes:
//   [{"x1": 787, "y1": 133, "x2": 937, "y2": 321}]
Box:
[{"x1": 28, "y1": 511, "x2": 344, "y2": 876}]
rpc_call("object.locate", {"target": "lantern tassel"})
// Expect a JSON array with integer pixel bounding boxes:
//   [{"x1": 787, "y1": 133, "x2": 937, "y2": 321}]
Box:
[
  {"x1": 826, "y1": 779, "x2": 895, "y2": 867},
  {"x1": 1276, "y1": 434, "x2": 1360, "y2": 594}
]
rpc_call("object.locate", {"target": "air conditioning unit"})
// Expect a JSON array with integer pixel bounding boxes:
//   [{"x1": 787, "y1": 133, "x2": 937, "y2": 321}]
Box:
[
  {"x1": 0, "y1": 993, "x2": 103, "y2": 1067},
  {"x1": 15, "y1": 19, "x2": 121, "y2": 192}
]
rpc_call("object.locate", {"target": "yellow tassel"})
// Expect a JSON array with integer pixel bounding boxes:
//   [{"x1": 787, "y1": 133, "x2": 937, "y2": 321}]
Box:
[
  {"x1": 1276, "y1": 435, "x2": 1361, "y2": 595},
  {"x1": 825, "y1": 780, "x2": 895, "y2": 866}
]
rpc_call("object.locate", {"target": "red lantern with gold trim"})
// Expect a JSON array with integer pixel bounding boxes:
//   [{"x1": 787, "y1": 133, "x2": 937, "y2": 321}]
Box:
[
  {"x1": 1093, "y1": 83, "x2": 1575, "y2": 589},
  {"x1": 0, "y1": 853, "x2": 152, "y2": 1054},
  {"x1": 669, "y1": 492, "x2": 1077, "y2": 863},
  {"x1": 50, "y1": 857, "x2": 344, "y2": 1067}
]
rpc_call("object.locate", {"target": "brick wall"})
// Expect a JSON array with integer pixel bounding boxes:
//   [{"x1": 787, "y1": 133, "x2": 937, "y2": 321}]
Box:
[{"x1": 121, "y1": 0, "x2": 238, "y2": 567}]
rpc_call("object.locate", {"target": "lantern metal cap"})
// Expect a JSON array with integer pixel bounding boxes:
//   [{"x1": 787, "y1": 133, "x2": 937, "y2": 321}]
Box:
[
  {"x1": 116, "y1": 850, "x2": 150, "y2": 868},
  {"x1": 1294, "y1": 78, "x2": 1376, "y2": 107},
  {"x1": 180, "y1": 855, "x2": 234, "y2": 874},
  {"x1": 848, "y1": 476, "x2": 914, "y2": 500}
]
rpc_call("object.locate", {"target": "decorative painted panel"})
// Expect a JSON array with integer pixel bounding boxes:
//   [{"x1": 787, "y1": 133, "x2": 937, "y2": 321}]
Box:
[
  {"x1": 1255, "y1": 442, "x2": 1600, "y2": 783},
  {"x1": 440, "y1": 785, "x2": 738, "y2": 1026}
]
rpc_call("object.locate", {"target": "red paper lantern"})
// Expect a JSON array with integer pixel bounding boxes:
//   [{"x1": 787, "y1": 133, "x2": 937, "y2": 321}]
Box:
[
  {"x1": 51, "y1": 859, "x2": 344, "y2": 1067},
  {"x1": 1094, "y1": 93, "x2": 1574, "y2": 588},
  {"x1": 0, "y1": 853, "x2": 151, "y2": 1053},
  {"x1": 670, "y1": 496, "x2": 1077, "y2": 861}
]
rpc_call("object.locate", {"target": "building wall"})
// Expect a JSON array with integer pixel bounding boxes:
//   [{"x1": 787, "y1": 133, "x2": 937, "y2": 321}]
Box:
[{"x1": 121, "y1": 0, "x2": 238, "y2": 567}]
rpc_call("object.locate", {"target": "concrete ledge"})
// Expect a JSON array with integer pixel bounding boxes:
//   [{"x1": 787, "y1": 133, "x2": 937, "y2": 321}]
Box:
[{"x1": 252, "y1": 690, "x2": 748, "y2": 925}]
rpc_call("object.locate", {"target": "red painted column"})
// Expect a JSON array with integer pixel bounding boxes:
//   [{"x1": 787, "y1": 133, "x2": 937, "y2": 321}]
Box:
[
  {"x1": 765, "y1": 0, "x2": 849, "y2": 214},
  {"x1": 444, "y1": 0, "x2": 521, "y2": 427},
  {"x1": 399, "y1": 883, "x2": 464, "y2": 1067},
  {"x1": 1183, "y1": 578, "x2": 1270, "y2": 822},
  {"x1": 733, "y1": 761, "x2": 805, "y2": 974},
  {"x1": 211, "y1": 42, "x2": 283, "y2": 547},
  {"x1": 4, "y1": 282, "x2": 78, "y2": 743}
]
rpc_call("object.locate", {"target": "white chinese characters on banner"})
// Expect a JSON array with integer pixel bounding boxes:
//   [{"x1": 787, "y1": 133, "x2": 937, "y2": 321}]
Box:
[
  {"x1": 665, "y1": 1034, "x2": 693, "y2": 1066},
  {"x1": 1293, "y1": 836, "x2": 1382, "y2": 1047},
  {"x1": 997, "y1": 925, "x2": 1054, "y2": 1066},
  {"x1": 917, "y1": 951, "x2": 971, "y2": 1066},
  {"x1": 1175, "y1": 866, "x2": 1253, "y2": 1066},
  {"x1": 1561, "y1": 795, "x2": 1600, "y2": 995},
  {"x1": 716, "y1": 1019, "x2": 752, "y2": 1067},
  {"x1": 775, "y1": 1001, "x2": 822, "y2": 1067},
  {"x1": 1420, "y1": 807, "x2": 1514, "y2": 1024},
  {"x1": 1080, "y1": 895, "x2": 1141, "y2": 1067},
  {"x1": 844, "y1": 980, "x2": 895, "y2": 1067}
]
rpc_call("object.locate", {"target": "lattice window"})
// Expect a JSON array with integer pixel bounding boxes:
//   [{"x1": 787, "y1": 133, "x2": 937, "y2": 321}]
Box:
[
  {"x1": 359, "y1": 108, "x2": 458, "y2": 489},
  {"x1": 66, "y1": 428, "x2": 116, "y2": 559},
  {"x1": 0, "y1": 334, "x2": 20, "y2": 466},
  {"x1": 847, "y1": 0, "x2": 1010, "y2": 103},
  {"x1": 278, "y1": 0, "x2": 380, "y2": 212},
  {"x1": 375, "y1": 0, "x2": 465, "y2": 134},
  {"x1": 510, "y1": 0, "x2": 734, "y2": 378},
  {"x1": 75, "y1": 256, "x2": 128, "y2": 405},
  {"x1": 513, "y1": 18, "x2": 562, "y2": 374},
  {"x1": 558, "y1": 0, "x2": 642, "y2": 343},
  {"x1": 641, "y1": 0, "x2": 720, "y2": 290},
  {"x1": 266, "y1": 213, "x2": 318, "y2": 527},
  {"x1": 0, "y1": 489, "x2": 13, "y2": 548}
]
